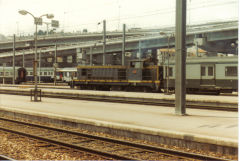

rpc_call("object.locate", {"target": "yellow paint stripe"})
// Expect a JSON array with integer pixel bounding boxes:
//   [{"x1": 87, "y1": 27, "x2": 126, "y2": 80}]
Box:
[
  {"x1": 77, "y1": 65, "x2": 159, "y2": 69},
  {"x1": 77, "y1": 66, "x2": 126, "y2": 69},
  {"x1": 73, "y1": 79, "x2": 160, "y2": 84}
]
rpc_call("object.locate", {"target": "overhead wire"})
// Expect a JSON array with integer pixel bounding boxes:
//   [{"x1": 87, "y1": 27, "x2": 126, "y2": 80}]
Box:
[
  {"x1": 12, "y1": 0, "x2": 238, "y2": 35},
  {"x1": 61, "y1": 0, "x2": 237, "y2": 30}
]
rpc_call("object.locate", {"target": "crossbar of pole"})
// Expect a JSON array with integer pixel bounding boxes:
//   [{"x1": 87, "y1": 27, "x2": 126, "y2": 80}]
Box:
[{"x1": 175, "y1": 0, "x2": 187, "y2": 115}]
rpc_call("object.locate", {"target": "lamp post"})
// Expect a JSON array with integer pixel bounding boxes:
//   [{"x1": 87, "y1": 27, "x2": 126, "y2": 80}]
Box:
[
  {"x1": 160, "y1": 32, "x2": 174, "y2": 95},
  {"x1": 19, "y1": 10, "x2": 54, "y2": 101}
]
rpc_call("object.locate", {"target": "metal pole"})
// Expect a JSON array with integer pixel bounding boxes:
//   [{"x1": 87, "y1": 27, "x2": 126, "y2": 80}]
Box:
[
  {"x1": 175, "y1": 0, "x2": 187, "y2": 115},
  {"x1": 166, "y1": 36, "x2": 170, "y2": 94},
  {"x1": 22, "y1": 51, "x2": 25, "y2": 68},
  {"x1": 34, "y1": 21, "x2": 38, "y2": 101},
  {"x1": 122, "y1": 24, "x2": 126, "y2": 66},
  {"x1": 138, "y1": 41, "x2": 141, "y2": 60},
  {"x1": 103, "y1": 20, "x2": 106, "y2": 65},
  {"x1": 90, "y1": 46, "x2": 93, "y2": 66},
  {"x1": 54, "y1": 44, "x2": 57, "y2": 86},
  {"x1": 39, "y1": 49, "x2": 41, "y2": 83},
  {"x1": 196, "y1": 41, "x2": 198, "y2": 57},
  {"x1": 3, "y1": 64, "x2": 5, "y2": 84},
  {"x1": 13, "y1": 34, "x2": 16, "y2": 84},
  {"x1": 46, "y1": 23, "x2": 49, "y2": 36}
]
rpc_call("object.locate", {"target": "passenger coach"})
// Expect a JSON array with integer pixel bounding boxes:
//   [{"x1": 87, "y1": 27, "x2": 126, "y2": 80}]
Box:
[{"x1": 164, "y1": 56, "x2": 238, "y2": 94}]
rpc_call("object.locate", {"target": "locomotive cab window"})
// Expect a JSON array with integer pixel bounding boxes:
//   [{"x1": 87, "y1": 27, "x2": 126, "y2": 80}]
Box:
[
  {"x1": 135, "y1": 62, "x2": 142, "y2": 68},
  {"x1": 225, "y1": 66, "x2": 237, "y2": 76}
]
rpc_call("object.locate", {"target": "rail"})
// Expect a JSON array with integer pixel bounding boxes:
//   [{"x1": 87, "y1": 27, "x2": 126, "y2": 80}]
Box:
[
  {"x1": 0, "y1": 155, "x2": 16, "y2": 161},
  {"x1": 0, "y1": 87, "x2": 237, "y2": 111},
  {"x1": 0, "y1": 117, "x2": 232, "y2": 161}
]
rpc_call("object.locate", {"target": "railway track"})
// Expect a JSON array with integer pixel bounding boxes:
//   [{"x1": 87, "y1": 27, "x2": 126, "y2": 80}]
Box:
[
  {"x1": 0, "y1": 117, "x2": 232, "y2": 161},
  {"x1": 0, "y1": 155, "x2": 15, "y2": 161},
  {"x1": 2, "y1": 84, "x2": 239, "y2": 97},
  {"x1": 0, "y1": 88, "x2": 237, "y2": 112}
]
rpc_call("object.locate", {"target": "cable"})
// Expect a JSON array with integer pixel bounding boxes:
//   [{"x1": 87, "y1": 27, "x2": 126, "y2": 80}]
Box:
[
  {"x1": 61, "y1": 0, "x2": 237, "y2": 31},
  {"x1": 4, "y1": 0, "x2": 238, "y2": 35}
]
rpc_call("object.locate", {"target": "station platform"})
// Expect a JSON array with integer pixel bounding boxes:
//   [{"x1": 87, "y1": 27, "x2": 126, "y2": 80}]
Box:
[
  {"x1": 0, "y1": 85, "x2": 238, "y2": 106},
  {"x1": 0, "y1": 93, "x2": 238, "y2": 155}
]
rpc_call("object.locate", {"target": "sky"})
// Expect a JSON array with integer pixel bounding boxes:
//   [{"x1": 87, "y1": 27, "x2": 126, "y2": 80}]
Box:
[{"x1": 0, "y1": 0, "x2": 238, "y2": 36}]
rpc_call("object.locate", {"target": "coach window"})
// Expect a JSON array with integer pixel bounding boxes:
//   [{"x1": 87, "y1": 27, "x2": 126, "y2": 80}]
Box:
[
  {"x1": 57, "y1": 57, "x2": 63, "y2": 63},
  {"x1": 30, "y1": 72, "x2": 33, "y2": 75},
  {"x1": 135, "y1": 62, "x2": 141, "y2": 68},
  {"x1": 208, "y1": 66, "x2": 213, "y2": 76},
  {"x1": 225, "y1": 66, "x2": 237, "y2": 76},
  {"x1": 0, "y1": 72, "x2": 3, "y2": 76},
  {"x1": 201, "y1": 66, "x2": 205, "y2": 76},
  {"x1": 67, "y1": 56, "x2": 73, "y2": 63},
  {"x1": 47, "y1": 57, "x2": 53, "y2": 62},
  {"x1": 169, "y1": 67, "x2": 173, "y2": 77},
  {"x1": 130, "y1": 62, "x2": 135, "y2": 68},
  {"x1": 44, "y1": 72, "x2": 47, "y2": 76},
  {"x1": 82, "y1": 69, "x2": 87, "y2": 76}
]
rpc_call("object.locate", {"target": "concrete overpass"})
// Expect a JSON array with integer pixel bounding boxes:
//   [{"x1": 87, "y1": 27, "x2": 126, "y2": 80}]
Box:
[
  {"x1": 0, "y1": 20, "x2": 238, "y2": 67},
  {"x1": 0, "y1": 32, "x2": 144, "y2": 52}
]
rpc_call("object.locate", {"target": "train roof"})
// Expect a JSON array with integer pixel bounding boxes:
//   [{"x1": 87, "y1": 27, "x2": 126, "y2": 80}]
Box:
[
  {"x1": 167, "y1": 56, "x2": 238, "y2": 64},
  {"x1": 57, "y1": 68, "x2": 77, "y2": 72}
]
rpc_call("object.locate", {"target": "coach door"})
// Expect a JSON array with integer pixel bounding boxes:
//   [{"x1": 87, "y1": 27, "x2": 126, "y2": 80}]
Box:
[{"x1": 200, "y1": 64, "x2": 216, "y2": 86}]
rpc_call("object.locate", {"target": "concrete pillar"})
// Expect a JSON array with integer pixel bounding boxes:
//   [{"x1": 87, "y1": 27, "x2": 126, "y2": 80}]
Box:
[
  {"x1": 175, "y1": 0, "x2": 187, "y2": 115},
  {"x1": 13, "y1": 34, "x2": 15, "y2": 84},
  {"x1": 103, "y1": 20, "x2": 106, "y2": 65},
  {"x1": 138, "y1": 41, "x2": 142, "y2": 59},
  {"x1": 122, "y1": 24, "x2": 126, "y2": 66},
  {"x1": 76, "y1": 48, "x2": 82, "y2": 64},
  {"x1": 90, "y1": 46, "x2": 93, "y2": 66},
  {"x1": 22, "y1": 51, "x2": 25, "y2": 68}
]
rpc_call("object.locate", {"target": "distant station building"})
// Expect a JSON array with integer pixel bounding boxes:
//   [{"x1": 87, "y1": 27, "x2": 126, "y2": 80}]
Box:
[{"x1": 157, "y1": 47, "x2": 208, "y2": 65}]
